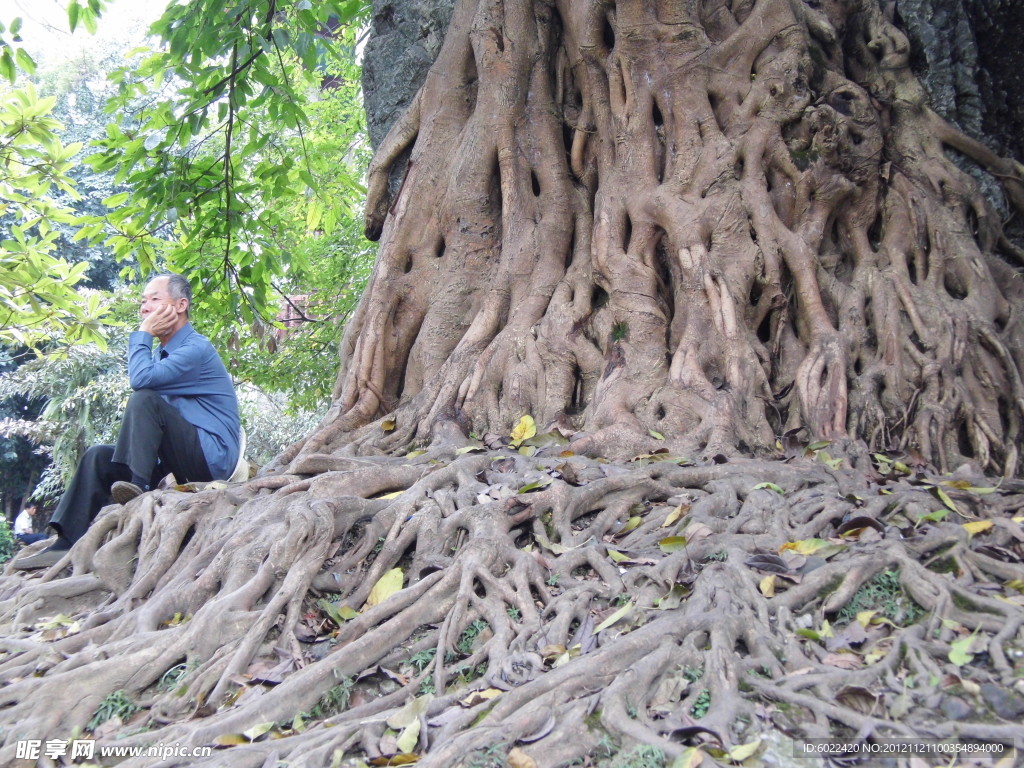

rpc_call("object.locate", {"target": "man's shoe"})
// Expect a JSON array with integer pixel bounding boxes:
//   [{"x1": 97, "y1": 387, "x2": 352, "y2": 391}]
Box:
[
  {"x1": 12, "y1": 546, "x2": 68, "y2": 570},
  {"x1": 111, "y1": 481, "x2": 145, "y2": 505}
]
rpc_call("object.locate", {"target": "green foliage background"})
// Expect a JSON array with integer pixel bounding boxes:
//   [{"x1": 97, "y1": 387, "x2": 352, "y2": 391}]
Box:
[{"x1": 0, "y1": 0, "x2": 376, "y2": 514}]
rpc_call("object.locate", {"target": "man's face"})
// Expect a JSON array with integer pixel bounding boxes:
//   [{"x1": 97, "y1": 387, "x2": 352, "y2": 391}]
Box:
[
  {"x1": 24, "y1": 505, "x2": 36, "y2": 516},
  {"x1": 140, "y1": 278, "x2": 187, "y2": 319}
]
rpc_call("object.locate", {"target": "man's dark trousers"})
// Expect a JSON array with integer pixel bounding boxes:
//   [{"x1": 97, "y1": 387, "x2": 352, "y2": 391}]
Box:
[{"x1": 49, "y1": 389, "x2": 213, "y2": 544}]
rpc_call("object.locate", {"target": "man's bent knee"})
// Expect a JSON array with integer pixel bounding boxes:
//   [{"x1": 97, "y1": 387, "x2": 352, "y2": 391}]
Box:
[
  {"x1": 81, "y1": 444, "x2": 116, "y2": 466},
  {"x1": 127, "y1": 388, "x2": 161, "y2": 407}
]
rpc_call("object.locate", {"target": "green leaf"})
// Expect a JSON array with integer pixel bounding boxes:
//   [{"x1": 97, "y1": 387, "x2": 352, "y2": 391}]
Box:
[
  {"x1": 948, "y1": 633, "x2": 976, "y2": 667},
  {"x1": 929, "y1": 486, "x2": 960, "y2": 515},
  {"x1": 658, "y1": 536, "x2": 688, "y2": 553},
  {"x1": 915, "y1": 509, "x2": 950, "y2": 526},
  {"x1": 0, "y1": 50, "x2": 15, "y2": 83},
  {"x1": 68, "y1": 1, "x2": 81, "y2": 32},
  {"x1": 14, "y1": 48, "x2": 35, "y2": 75},
  {"x1": 102, "y1": 192, "x2": 130, "y2": 208},
  {"x1": 752, "y1": 482, "x2": 783, "y2": 494},
  {"x1": 517, "y1": 477, "x2": 552, "y2": 493},
  {"x1": 607, "y1": 548, "x2": 630, "y2": 563},
  {"x1": 593, "y1": 601, "x2": 632, "y2": 633},
  {"x1": 318, "y1": 598, "x2": 358, "y2": 626}
]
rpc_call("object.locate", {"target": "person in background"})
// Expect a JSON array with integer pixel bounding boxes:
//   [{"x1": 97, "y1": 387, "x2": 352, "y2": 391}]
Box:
[
  {"x1": 13, "y1": 274, "x2": 241, "y2": 570},
  {"x1": 13, "y1": 503, "x2": 47, "y2": 546}
]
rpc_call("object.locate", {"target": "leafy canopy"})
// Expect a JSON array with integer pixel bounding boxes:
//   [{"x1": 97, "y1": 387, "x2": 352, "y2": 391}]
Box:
[
  {"x1": 82, "y1": 0, "x2": 371, "y2": 340},
  {"x1": 0, "y1": 85, "x2": 109, "y2": 350}
]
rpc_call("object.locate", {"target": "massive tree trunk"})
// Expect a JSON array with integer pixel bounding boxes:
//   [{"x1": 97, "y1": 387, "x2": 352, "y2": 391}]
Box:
[
  {"x1": 282, "y1": 0, "x2": 1024, "y2": 479},
  {"x1": 2, "y1": 2, "x2": 1024, "y2": 767}
]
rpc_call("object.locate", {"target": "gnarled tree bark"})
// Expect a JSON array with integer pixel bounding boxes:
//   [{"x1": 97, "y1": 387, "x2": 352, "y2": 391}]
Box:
[{"x1": 280, "y1": 0, "x2": 1024, "y2": 479}]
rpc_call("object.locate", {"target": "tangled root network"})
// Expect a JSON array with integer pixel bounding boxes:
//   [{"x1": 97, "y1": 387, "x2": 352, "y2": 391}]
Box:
[{"x1": 1, "y1": 440, "x2": 1023, "y2": 767}]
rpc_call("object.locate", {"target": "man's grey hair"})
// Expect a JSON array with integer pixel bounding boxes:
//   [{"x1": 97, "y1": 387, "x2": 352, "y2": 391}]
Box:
[{"x1": 159, "y1": 273, "x2": 193, "y2": 315}]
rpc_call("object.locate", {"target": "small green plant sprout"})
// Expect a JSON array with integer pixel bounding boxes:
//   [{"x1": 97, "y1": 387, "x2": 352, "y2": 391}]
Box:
[
  {"x1": 456, "y1": 619, "x2": 490, "y2": 655},
  {"x1": 407, "y1": 647, "x2": 437, "y2": 672},
  {"x1": 87, "y1": 690, "x2": 139, "y2": 731},
  {"x1": 835, "y1": 569, "x2": 925, "y2": 627},
  {"x1": 690, "y1": 689, "x2": 711, "y2": 718}
]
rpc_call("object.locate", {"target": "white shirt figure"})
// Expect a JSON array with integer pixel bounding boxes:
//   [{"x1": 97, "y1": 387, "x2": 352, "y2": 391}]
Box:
[{"x1": 14, "y1": 509, "x2": 34, "y2": 535}]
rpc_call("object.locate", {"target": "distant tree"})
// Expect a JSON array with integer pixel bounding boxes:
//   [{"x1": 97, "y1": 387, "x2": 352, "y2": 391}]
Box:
[{"x1": 0, "y1": 349, "x2": 47, "y2": 519}]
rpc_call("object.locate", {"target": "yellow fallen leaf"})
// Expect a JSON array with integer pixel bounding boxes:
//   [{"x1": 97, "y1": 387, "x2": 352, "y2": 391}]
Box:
[
  {"x1": 376, "y1": 489, "x2": 405, "y2": 500},
  {"x1": 662, "y1": 504, "x2": 689, "y2": 528},
  {"x1": 856, "y1": 610, "x2": 877, "y2": 629},
  {"x1": 369, "y1": 755, "x2": 419, "y2": 766},
  {"x1": 614, "y1": 518, "x2": 638, "y2": 536},
  {"x1": 672, "y1": 747, "x2": 703, "y2": 768},
  {"x1": 727, "y1": 739, "x2": 761, "y2": 762},
  {"x1": 962, "y1": 520, "x2": 994, "y2": 537},
  {"x1": 387, "y1": 694, "x2": 434, "y2": 729},
  {"x1": 759, "y1": 575, "x2": 777, "y2": 597},
  {"x1": 241, "y1": 722, "x2": 276, "y2": 741},
  {"x1": 367, "y1": 568, "x2": 404, "y2": 607},
  {"x1": 214, "y1": 734, "x2": 249, "y2": 746},
  {"x1": 659, "y1": 536, "x2": 688, "y2": 553},
  {"x1": 396, "y1": 718, "x2": 420, "y2": 753},
  {"x1": 510, "y1": 415, "x2": 537, "y2": 446},
  {"x1": 382, "y1": 418, "x2": 397, "y2": 432},
  {"x1": 779, "y1": 538, "x2": 829, "y2": 555},
  {"x1": 507, "y1": 747, "x2": 538, "y2": 768},
  {"x1": 607, "y1": 548, "x2": 630, "y2": 563},
  {"x1": 459, "y1": 688, "x2": 502, "y2": 707}
]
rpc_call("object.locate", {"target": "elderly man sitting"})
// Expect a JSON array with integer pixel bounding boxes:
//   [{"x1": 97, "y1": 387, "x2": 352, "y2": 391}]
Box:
[{"x1": 14, "y1": 274, "x2": 240, "y2": 570}]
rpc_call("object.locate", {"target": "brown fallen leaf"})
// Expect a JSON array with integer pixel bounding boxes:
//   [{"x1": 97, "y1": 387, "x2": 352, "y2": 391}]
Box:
[{"x1": 822, "y1": 653, "x2": 863, "y2": 670}]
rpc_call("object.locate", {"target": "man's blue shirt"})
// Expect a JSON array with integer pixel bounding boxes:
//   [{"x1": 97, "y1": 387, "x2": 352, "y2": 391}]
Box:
[{"x1": 127, "y1": 323, "x2": 241, "y2": 480}]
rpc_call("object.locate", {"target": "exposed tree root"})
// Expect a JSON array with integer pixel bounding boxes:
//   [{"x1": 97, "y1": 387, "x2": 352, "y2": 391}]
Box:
[{"x1": 1, "y1": 445, "x2": 1022, "y2": 766}]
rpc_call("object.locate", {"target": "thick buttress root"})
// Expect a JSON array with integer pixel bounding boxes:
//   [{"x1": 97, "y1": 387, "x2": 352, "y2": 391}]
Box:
[{"x1": 1, "y1": 444, "x2": 1022, "y2": 767}]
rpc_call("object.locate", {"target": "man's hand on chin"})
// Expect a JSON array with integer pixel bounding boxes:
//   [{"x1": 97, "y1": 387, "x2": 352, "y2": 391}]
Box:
[{"x1": 140, "y1": 304, "x2": 178, "y2": 338}]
